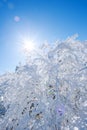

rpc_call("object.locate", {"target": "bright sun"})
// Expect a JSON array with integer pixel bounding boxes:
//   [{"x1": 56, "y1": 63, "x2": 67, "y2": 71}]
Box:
[{"x1": 22, "y1": 38, "x2": 35, "y2": 52}]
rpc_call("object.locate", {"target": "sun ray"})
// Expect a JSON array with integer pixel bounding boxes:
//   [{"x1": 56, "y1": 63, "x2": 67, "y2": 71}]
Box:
[{"x1": 20, "y1": 37, "x2": 35, "y2": 53}]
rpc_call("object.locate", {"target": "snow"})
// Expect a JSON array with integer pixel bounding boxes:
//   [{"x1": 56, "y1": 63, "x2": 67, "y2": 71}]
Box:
[
  {"x1": 0, "y1": 35, "x2": 87, "y2": 130},
  {"x1": 74, "y1": 127, "x2": 79, "y2": 130}
]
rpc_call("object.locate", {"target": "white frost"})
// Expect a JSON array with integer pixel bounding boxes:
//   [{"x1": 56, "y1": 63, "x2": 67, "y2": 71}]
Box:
[{"x1": 0, "y1": 35, "x2": 87, "y2": 130}]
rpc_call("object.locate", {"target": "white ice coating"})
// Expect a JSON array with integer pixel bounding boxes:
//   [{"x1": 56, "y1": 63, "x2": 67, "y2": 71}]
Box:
[{"x1": 0, "y1": 35, "x2": 87, "y2": 130}]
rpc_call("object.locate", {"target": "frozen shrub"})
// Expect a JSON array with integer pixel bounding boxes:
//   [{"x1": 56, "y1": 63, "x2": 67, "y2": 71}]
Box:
[{"x1": 0, "y1": 35, "x2": 87, "y2": 130}]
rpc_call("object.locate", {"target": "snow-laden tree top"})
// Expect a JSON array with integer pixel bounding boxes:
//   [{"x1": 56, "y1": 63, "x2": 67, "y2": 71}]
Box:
[{"x1": 0, "y1": 35, "x2": 87, "y2": 130}]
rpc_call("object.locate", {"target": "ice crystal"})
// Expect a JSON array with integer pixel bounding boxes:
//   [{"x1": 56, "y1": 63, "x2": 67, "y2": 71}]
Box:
[{"x1": 0, "y1": 35, "x2": 87, "y2": 130}]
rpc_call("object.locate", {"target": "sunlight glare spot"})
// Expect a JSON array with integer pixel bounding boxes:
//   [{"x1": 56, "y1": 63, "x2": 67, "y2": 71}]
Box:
[
  {"x1": 14, "y1": 16, "x2": 20, "y2": 22},
  {"x1": 22, "y1": 38, "x2": 35, "y2": 52}
]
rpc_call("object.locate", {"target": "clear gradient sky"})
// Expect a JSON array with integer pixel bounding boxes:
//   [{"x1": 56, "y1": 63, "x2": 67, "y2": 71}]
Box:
[{"x1": 0, "y1": 0, "x2": 87, "y2": 74}]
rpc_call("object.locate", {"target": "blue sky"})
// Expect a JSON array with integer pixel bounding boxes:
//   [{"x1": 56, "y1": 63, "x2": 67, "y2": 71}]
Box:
[{"x1": 0, "y1": 0, "x2": 87, "y2": 74}]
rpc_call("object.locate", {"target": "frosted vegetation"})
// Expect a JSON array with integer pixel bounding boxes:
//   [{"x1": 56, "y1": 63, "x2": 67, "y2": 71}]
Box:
[{"x1": 0, "y1": 35, "x2": 87, "y2": 130}]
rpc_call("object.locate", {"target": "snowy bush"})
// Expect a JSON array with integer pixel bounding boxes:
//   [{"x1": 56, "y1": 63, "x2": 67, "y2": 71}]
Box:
[{"x1": 0, "y1": 35, "x2": 87, "y2": 130}]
